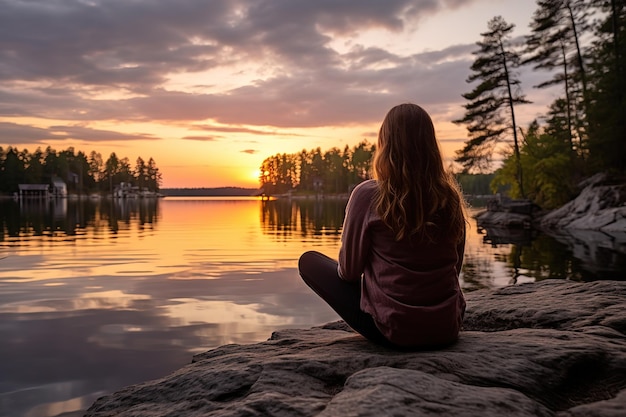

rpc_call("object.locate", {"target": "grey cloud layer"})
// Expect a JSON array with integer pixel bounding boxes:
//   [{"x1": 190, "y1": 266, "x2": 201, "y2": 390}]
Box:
[
  {"x1": 0, "y1": 121, "x2": 155, "y2": 143},
  {"x1": 0, "y1": 0, "x2": 478, "y2": 143}
]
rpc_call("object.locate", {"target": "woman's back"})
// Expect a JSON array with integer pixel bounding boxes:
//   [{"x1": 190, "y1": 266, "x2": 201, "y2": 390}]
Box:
[
  {"x1": 339, "y1": 179, "x2": 465, "y2": 347},
  {"x1": 299, "y1": 103, "x2": 466, "y2": 349}
]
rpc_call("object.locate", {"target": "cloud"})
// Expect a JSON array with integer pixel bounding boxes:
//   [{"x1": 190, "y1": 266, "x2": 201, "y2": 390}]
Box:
[
  {"x1": 0, "y1": 0, "x2": 470, "y2": 85},
  {"x1": 240, "y1": 149, "x2": 258, "y2": 154},
  {"x1": 108, "y1": 42, "x2": 474, "y2": 128},
  {"x1": 191, "y1": 124, "x2": 302, "y2": 137},
  {"x1": 0, "y1": 122, "x2": 156, "y2": 145},
  {"x1": 181, "y1": 135, "x2": 219, "y2": 141},
  {"x1": 0, "y1": 0, "x2": 518, "y2": 146}
]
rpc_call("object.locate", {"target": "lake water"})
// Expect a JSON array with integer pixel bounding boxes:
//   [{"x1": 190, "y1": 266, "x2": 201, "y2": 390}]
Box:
[{"x1": 0, "y1": 196, "x2": 624, "y2": 417}]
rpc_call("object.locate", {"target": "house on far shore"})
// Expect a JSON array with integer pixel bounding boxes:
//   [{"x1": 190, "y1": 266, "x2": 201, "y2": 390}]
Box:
[
  {"x1": 51, "y1": 177, "x2": 68, "y2": 197},
  {"x1": 17, "y1": 184, "x2": 50, "y2": 199},
  {"x1": 17, "y1": 177, "x2": 68, "y2": 199},
  {"x1": 113, "y1": 182, "x2": 140, "y2": 198}
]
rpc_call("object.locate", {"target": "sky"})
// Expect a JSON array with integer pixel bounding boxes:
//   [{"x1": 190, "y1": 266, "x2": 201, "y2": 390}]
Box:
[{"x1": 0, "y1": 0, "x2": 558, "y2": 189}]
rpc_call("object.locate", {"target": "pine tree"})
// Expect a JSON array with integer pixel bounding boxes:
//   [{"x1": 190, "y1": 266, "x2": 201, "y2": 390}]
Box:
[
  {"x1": 587, "y1": 0, "x2": 626, "y2": 173},
  {"x1": 146, "y1": 158, "x2": 162, "y2": 191},
  {"x1": 454, "y1": 16, "x2": 530, "y2": 196},
  {"x1": 524, "y1": 0, "x2": 592, "y2": 156}
]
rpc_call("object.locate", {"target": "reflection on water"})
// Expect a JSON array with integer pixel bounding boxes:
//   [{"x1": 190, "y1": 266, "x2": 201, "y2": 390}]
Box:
[
  {"x1": 0, "y1": 197, "x2": 158, "y2": 241},
  {"x1": 0, "y1": 197, "x2": 624, "y2": 417},
  {"x1": 0, "y1": 197, "x2": 341, "y2": 417},
  {"x1": 471, "y1": 221, "x2": 626, "y2": 286},
  {"x1": 260, "y1": 198, "x2": 344, "y2": 241}
]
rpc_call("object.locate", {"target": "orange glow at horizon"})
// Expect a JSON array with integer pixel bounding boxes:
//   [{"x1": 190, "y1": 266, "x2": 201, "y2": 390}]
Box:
[{"x1": 0, "y1": 117, "x2": 468, "y2": 189}]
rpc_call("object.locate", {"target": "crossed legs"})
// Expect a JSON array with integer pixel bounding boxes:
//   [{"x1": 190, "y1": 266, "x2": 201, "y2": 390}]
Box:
[{"x1": 298, "y1": 250, "x2": 390, "y2": 346}]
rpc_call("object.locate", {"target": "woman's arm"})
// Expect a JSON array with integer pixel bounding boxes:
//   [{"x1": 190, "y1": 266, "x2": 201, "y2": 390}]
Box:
[
  {"x1": 455, "y1": 225, "x2": 466, "y2": 276},
  {"x1": 338, "y1": 183, "x2": 372, "y2": 282}
]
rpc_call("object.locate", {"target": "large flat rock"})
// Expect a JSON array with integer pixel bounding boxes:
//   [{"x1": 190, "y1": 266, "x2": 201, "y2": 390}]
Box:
[
  {"x1": 539, "y1": 173, "x2": 626, "y2": 233},
  {"x1": 85, "y1": 280, "x2": 626, "y2": 417}
]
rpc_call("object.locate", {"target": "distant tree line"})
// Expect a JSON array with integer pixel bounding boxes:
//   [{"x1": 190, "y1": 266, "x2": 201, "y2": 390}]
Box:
[
  {"x1": 259, "y1": 141, "x2": 497, "y2": 198},
  {"x1": 259, "y1": 141, "x2": 375, "y2": 195},
  {"x1": 456, "y1": 173, "x2": 497, "y2": 196},
  {"x1": 0, "y1": 146, "x2": 162, "y2": 195},
  {"x1": 161, "y1": 187, "x2": 257, "y2": 196},
  {"x1": 455, "y1": 1, "x2": 625, "y2": 209}
]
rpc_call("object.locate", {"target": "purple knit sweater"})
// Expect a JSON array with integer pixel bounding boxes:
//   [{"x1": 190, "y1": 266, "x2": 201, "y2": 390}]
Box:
[{"x1": 338, "y1": 179, "x2": 466, "y2": 347}]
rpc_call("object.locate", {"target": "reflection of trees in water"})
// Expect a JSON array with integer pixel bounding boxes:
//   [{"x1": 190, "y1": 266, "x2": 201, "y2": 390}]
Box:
[
  {"x1": 0, "y1": 198, "x2": 159, "y2": 240},
  {"x1": 541, "y1": 229, "x2": 626, "y2": 281},
  {"x1": 461, "y1": 251, "x2": 497, "y2": 291},
  {"x1": 511, "y1": 234, "x2": 585, "y2": 282},
  {"x1": 482, "y1": 226, "x2": 536, "y2": 286},
  {"x1": 260, "y1": 198, "x2": 346, "y2": 240},
  {"x1": 477, "y1": 224, "x2": 622, "y2": 285},
  {"x1": 257, "y1": 200, "x2": 625, "y2": 285},
  {"x1": 100, "y1": 198, "x2": 159, "y2": 234}
]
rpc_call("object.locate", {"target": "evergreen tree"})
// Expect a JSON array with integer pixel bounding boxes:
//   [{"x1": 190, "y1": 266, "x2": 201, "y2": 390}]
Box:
[
  {"x1": 323, "y1": 148, "x2": 345, "y2": 194},
  {"x1": 88, "y1": 151, "x2": 104, "y2": 185},
  {"x1": 74, "y1": 151, "x2": 92, "y2": 192},
  {"x1": 57, "y1": 148, "x2": 75, "y2": 190},
  {"x1": 455, "y1": 16, "x2": 530, "y2": 196},
  {"x1": 1, "y1": 147, "x2": 26, "y2": 193},
  {"x1": 349, "y1": 140, "x2": 375, "y2": 182},
  {"x1": 260, "y1": 154, "x2": 293, "y2": 194},
  {"x1": 587, "y1": 0, "x2": 626, "y2": 173},
  {"x1": 25, "y1": 147, "x2": 45, "y2": 184},
  {"x1": 103, "y1": 152, "x2": 120, "y2": 193},
  {"x1": 310, "y1": 147, "x2": 325, "y2": 189},
  {"x1": 135, "y1": 157, "x2": 148, "y2": 189},
  {"x1": 524, "y1": 0, "x2": 592, "y2": 155},
  {"x1": 146, "y1": 157, "x2": 162, "y2": 191},
  {"x1": 43, "y1": 146, "x2": 58, "y2": 181},
  {"x1": 117, "y1": 157, "x2": 133, "y2": 184},
  {"x1": 297, "y1": 149, "x2": 312, "y2": 192}
]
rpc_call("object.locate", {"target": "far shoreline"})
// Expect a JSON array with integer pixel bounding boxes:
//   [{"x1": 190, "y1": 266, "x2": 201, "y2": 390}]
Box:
[{"x1": 160, "y1": 186, "x2": 259, "y2": 197}]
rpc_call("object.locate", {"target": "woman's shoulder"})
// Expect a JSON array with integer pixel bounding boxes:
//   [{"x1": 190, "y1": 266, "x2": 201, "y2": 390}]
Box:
[
  {"x1": 348, "y1": 179, "x2": 378, "y2": 209},
  {"x1": 352, "y1": 179, "x2": 378, "y2": 195}
]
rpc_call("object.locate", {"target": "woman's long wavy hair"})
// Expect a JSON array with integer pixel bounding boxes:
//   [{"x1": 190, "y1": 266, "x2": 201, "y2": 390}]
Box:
[{"x1": 373, "y1": 103, "x2": 466, "y2": 242}]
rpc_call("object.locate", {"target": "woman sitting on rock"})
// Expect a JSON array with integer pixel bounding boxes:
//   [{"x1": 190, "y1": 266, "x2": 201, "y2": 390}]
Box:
[{"x1": 299, "y1": 103, "x2": 467, "y2": 348}]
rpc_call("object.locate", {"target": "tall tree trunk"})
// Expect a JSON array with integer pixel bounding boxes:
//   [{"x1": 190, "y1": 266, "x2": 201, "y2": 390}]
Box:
[
  {"x1": 610, "y1": 0, "x2": 621, "y2": 77},
  {"x1": 566, "y1": 1, "x2": 588, "y2": 98},
  {"x1": 565, "y1": 0, "x2": 591, "y2": 158},
  {"x1": 499, "y1": 39, "x2": 525, "y2": 198},
  {"x1": 561, "y1": 41, "x2": 575, "y2": 153}
]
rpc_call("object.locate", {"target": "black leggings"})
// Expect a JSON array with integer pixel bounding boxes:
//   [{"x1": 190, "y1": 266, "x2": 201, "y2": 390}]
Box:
[{"x1": 298, "y1": 250, "x2": 391, "y2": 346}]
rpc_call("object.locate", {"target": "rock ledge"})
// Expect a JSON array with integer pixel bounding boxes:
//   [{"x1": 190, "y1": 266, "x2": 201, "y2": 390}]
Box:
[
  {"x1": 86, "y1": 280, "x2": 626, "y2": 417},
  {"x1": 539, "y1": 172, "x2": 626, "y2": 232}
]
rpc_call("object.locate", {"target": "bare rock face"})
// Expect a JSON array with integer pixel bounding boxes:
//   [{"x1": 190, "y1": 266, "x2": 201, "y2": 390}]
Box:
[
  {"x1": 537, "y1": 173, "x2": 626, "y2": 278},
  {"x1": 85, "y1": 280, "x2": 626, "y2": 417},
  {"x1": 539, "y1": 172, "x2": 626, "y2": 233}
]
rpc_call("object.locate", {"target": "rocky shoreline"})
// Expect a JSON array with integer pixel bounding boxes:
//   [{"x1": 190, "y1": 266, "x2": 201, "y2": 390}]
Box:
[
  {"x1": 474, "y1": 172, "x2": 626, "y2": 234},
  {"x1": 85, "y1": 280, "x2": 626, "y2": 417}
]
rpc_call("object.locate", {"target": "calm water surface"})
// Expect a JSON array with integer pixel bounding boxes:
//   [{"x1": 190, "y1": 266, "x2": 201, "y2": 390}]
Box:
[{"x1": 0, "y1": 196, "x2": 623, "y2": 417}]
